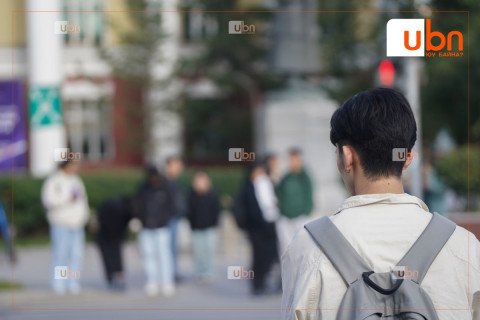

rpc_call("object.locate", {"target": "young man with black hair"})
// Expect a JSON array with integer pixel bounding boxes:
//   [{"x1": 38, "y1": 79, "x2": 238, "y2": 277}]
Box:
[{"x1": 281, "y1": 88, "x2": 480, "y2": 319}]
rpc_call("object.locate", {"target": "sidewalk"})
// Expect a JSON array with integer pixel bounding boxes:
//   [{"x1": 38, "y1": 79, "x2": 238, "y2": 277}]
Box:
[{"x1": 0, "y1": 242, "x2": 282, "y2": 320}]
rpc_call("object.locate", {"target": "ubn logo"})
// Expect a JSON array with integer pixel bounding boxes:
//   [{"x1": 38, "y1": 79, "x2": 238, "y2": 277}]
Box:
[
  {"x1": 387, "y1": 19, "x2": 463, "y2": 57},
  {"x1": 392, "y1": 148, "x2": 419, "y2": 162},
  {"x1": 228, "y1": 148, "x2": 255, "y2": 162},
  {"x1": 54, "y1": 21, "x2": 81, "y2": 34},
  {"x1": 54, "y1": 148, "x2": 81, "y2": 162},
  {"x1": 54, "y1": 266, "x2": 81, "y2": 280},
  {"x1": 228, "y1": 21, "x2": 255, "y2": 34},
  {"x1": 392, "y1": 266, "x2": 419, "y2": 280},
  {"x1": 227, "y1": 266, "x2": 254, "y2": 279}
]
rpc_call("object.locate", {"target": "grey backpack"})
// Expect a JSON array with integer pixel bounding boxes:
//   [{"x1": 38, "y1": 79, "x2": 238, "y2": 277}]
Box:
[{"x1": 304, "y1": 213, "x2": 456, "y2": 320}]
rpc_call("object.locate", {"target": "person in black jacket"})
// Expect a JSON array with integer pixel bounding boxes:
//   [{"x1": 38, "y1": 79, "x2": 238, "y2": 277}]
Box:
[
  {"x1": 186, "y1": 171, "x2": 220, "y2": 282},
  {"x1": 96, "y1": 196, "x2": 132, "y2": 291},
  {"x1": 241, "y1": 161, "x2": 280, "y2": 295},
  {"x1": 135, "y1": 165, "x2": 175, "y2": 297}
]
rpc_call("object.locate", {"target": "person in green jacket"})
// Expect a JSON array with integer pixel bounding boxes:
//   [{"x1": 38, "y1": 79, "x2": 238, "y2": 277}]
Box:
[{"x1": 276, "y1": 148, "x2": 313, "y2": 255}]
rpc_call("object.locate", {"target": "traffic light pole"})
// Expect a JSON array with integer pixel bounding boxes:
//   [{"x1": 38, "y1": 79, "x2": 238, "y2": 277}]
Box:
[{"x1": 405, "y1": 57, "x2": 423, "y2": 200}]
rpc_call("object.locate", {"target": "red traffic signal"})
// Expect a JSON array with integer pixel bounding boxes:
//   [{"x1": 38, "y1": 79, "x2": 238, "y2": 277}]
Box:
[{"x1": 378, "y1": 59, "x2": 395, "y2": 87}]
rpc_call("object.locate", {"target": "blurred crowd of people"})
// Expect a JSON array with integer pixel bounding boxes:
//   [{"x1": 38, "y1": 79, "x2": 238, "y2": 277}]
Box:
[{"x1": 40, "y1": 149, "x2": 314, "y2": 297}]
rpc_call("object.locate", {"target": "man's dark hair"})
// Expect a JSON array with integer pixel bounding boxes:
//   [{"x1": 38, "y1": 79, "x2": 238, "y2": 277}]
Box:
[
  {"x1": 166, "y1": 155, "x2": 183, "y2": 165},
  {"x1": 288, "y1": 147, "x2": 302, "y2": 156},
  {"x1": 144, "y1": 164, "x2": 160, "y2": 178},
  {"x1": 58, "y1": 160, "x2": 71, "y2": 169},
  {"x1": 330, "y1": 87, "x2": 417, "y2": 179},
  {"x1": 246, "y1": 160, "x2": 265, "y2": 175}
]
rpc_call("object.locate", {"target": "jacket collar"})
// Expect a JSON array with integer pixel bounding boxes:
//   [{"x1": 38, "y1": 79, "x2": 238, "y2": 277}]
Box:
[{"x1": 334, "y1": 193, "x2": 429, "y2": 215}]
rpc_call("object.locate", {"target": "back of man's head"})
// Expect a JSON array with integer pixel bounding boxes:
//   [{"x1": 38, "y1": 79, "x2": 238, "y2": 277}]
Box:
[{"x1": 330, "y1": 87, "x2": 417, "y2": 180}]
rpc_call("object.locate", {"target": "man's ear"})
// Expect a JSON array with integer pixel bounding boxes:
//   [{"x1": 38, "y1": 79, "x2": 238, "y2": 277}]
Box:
[
  {"x1": 341, "y1": 145, "x2": 354, "y2": 172},
  {"x1": 403, "y1": 150, "x2": 416, "y2": 170}
]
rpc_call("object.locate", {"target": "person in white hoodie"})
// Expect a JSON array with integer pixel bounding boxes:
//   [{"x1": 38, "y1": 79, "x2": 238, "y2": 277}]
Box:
[{"x1": 42, "y1": 160, "x2": 89, "y2": 294}]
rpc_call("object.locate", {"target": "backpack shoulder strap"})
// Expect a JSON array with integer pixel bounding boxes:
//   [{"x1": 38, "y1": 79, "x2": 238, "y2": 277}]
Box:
[
  {"x1": 304, "y1": 216, "x2": 371, "y2": 286},
  {"x1": 396, "y1": 213, "x2": 456, "y2": 284}
]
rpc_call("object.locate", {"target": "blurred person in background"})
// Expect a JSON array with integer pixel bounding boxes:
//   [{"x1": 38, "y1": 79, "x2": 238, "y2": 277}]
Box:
[
  {"x1": 0, "y1": 200, "x2": 15, "y2": 263},
  {"x1": 186, "y1": 171, "x2": 220, "y2": 283},
  {"x1": 96, "y1": 195, "x2": 132, "y2": 291},
  {"x1": 423, "y1": 149, "x2": 448, "y2": 215},
  {"x1": 165, "y1": 156, "x2": 186, "y2": 283},
  {"x1": 135, "y1": 165, "x2": 175, "y2": 297},
  {"x1": 265, "y1": 153, "x2": 281, "y2": 185},
  {"x1": 41, "y1": 160, "x2": 89, "y2": 295},
  {"x1": 276, "y1": 148, "x2": 313, "y2": 256},
  {"x1": 240, "y1": 161, "x2": 280, "y2": 295}
]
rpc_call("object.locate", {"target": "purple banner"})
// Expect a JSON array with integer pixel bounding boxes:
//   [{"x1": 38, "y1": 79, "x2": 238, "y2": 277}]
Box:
[{"x1": 0, "y1": 81, "x2": 28, "y2": 171}]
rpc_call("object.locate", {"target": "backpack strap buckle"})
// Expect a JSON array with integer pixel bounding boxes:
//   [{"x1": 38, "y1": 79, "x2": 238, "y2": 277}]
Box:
[{"x1": 362, "y1": 271, "x2": 404, "y2": 295}]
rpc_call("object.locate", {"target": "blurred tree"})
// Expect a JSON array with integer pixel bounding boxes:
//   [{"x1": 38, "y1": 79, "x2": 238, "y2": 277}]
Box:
[
  {"x1": 102, "y1": 0, "x2": 167, "y2": 161},
  {"x1": 176, "y1": 0, "x2": 283, "y2": 162},
  {"x1": 424, "y1": 0, "x2": 479, "y2": 209},
  {"x1": 317, "y1": 0, "x2": 384, "y2": 102},
  {"x1": 434, "y1": 145, "x2": 480, "y2": 201},
  {"x1": 421, "y1": 0, "x2": 478, "y2": 145},
  {"x1": 316, "y1": 0, "x2": 418, "y2": 102}
]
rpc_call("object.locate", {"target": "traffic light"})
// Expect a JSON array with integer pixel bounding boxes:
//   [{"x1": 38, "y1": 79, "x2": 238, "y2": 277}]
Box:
[{"x1": 378, "y1": 59, "x2": 395, "y2": 87}]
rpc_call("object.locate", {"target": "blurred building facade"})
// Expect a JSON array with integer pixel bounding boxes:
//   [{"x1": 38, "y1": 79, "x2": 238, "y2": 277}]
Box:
[{"x1": 0, "y1": 0, "x2": 184, "y2": 175}]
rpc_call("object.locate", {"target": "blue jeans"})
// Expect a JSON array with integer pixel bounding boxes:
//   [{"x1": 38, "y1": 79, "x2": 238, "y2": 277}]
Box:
[
  {"x1": 50, "y1": 225, "x2": 85, "y2": 293},
  {"x1": 0, "y1": 203, "x2": 11, "y2": 242},
  {"x1": 192, "y1": 228, "x2": 217, "y2": 278},
  {"x1": 138, "y1": 228, "x2": 174, "y2": 286},
  {"x1": 168, "y1": 216, "x2": 180, "y2": 275}
]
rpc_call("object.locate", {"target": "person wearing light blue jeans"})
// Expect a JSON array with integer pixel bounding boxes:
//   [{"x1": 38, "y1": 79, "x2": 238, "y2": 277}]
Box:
[
  {"x1": 192, "y1": 228, "x2": 217, "y2": 279},
  {"x1": 138, "y1": 228, "x2": 174, "y2": 295},
  {"x1": 41, "y1": 160, "x2": 89, "y2": 295},
  {"x1": 186, "y1": 172, "x2": 220, "y2": 281},
  {"x1": 50, "y1": 226, "x2": 85, "y2": 293},
  {"x1": 135, "y1": 166, "x2": 176, "y2": 296}
]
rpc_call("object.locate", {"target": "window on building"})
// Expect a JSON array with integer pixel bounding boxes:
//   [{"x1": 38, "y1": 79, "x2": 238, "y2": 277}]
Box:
[
  {"x1": 62, "y1": 0, "x2": 104, "y2": 46},
  {"x1": 63, "y1": 97, "x2": 113, "y2": 162}
]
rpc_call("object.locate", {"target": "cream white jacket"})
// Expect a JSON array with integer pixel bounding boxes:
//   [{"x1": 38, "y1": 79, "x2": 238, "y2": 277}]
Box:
[
  {"x1": 281, "y1": 193, "x2": 480, "y2": 320},
  {"x1": 41, "y1": 170, "x2": 89, "y2": 229}
]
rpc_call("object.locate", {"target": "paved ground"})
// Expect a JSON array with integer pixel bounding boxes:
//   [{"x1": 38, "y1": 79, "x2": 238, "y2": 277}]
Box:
[{"x1": 0, "y1": 241, "x2": 282, "y2": 320}]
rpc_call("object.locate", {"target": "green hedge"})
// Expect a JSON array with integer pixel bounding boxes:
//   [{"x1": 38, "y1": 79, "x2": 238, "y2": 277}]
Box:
[{"x1": 0, "y1": 167, "x2": 245, "y2": 237}]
